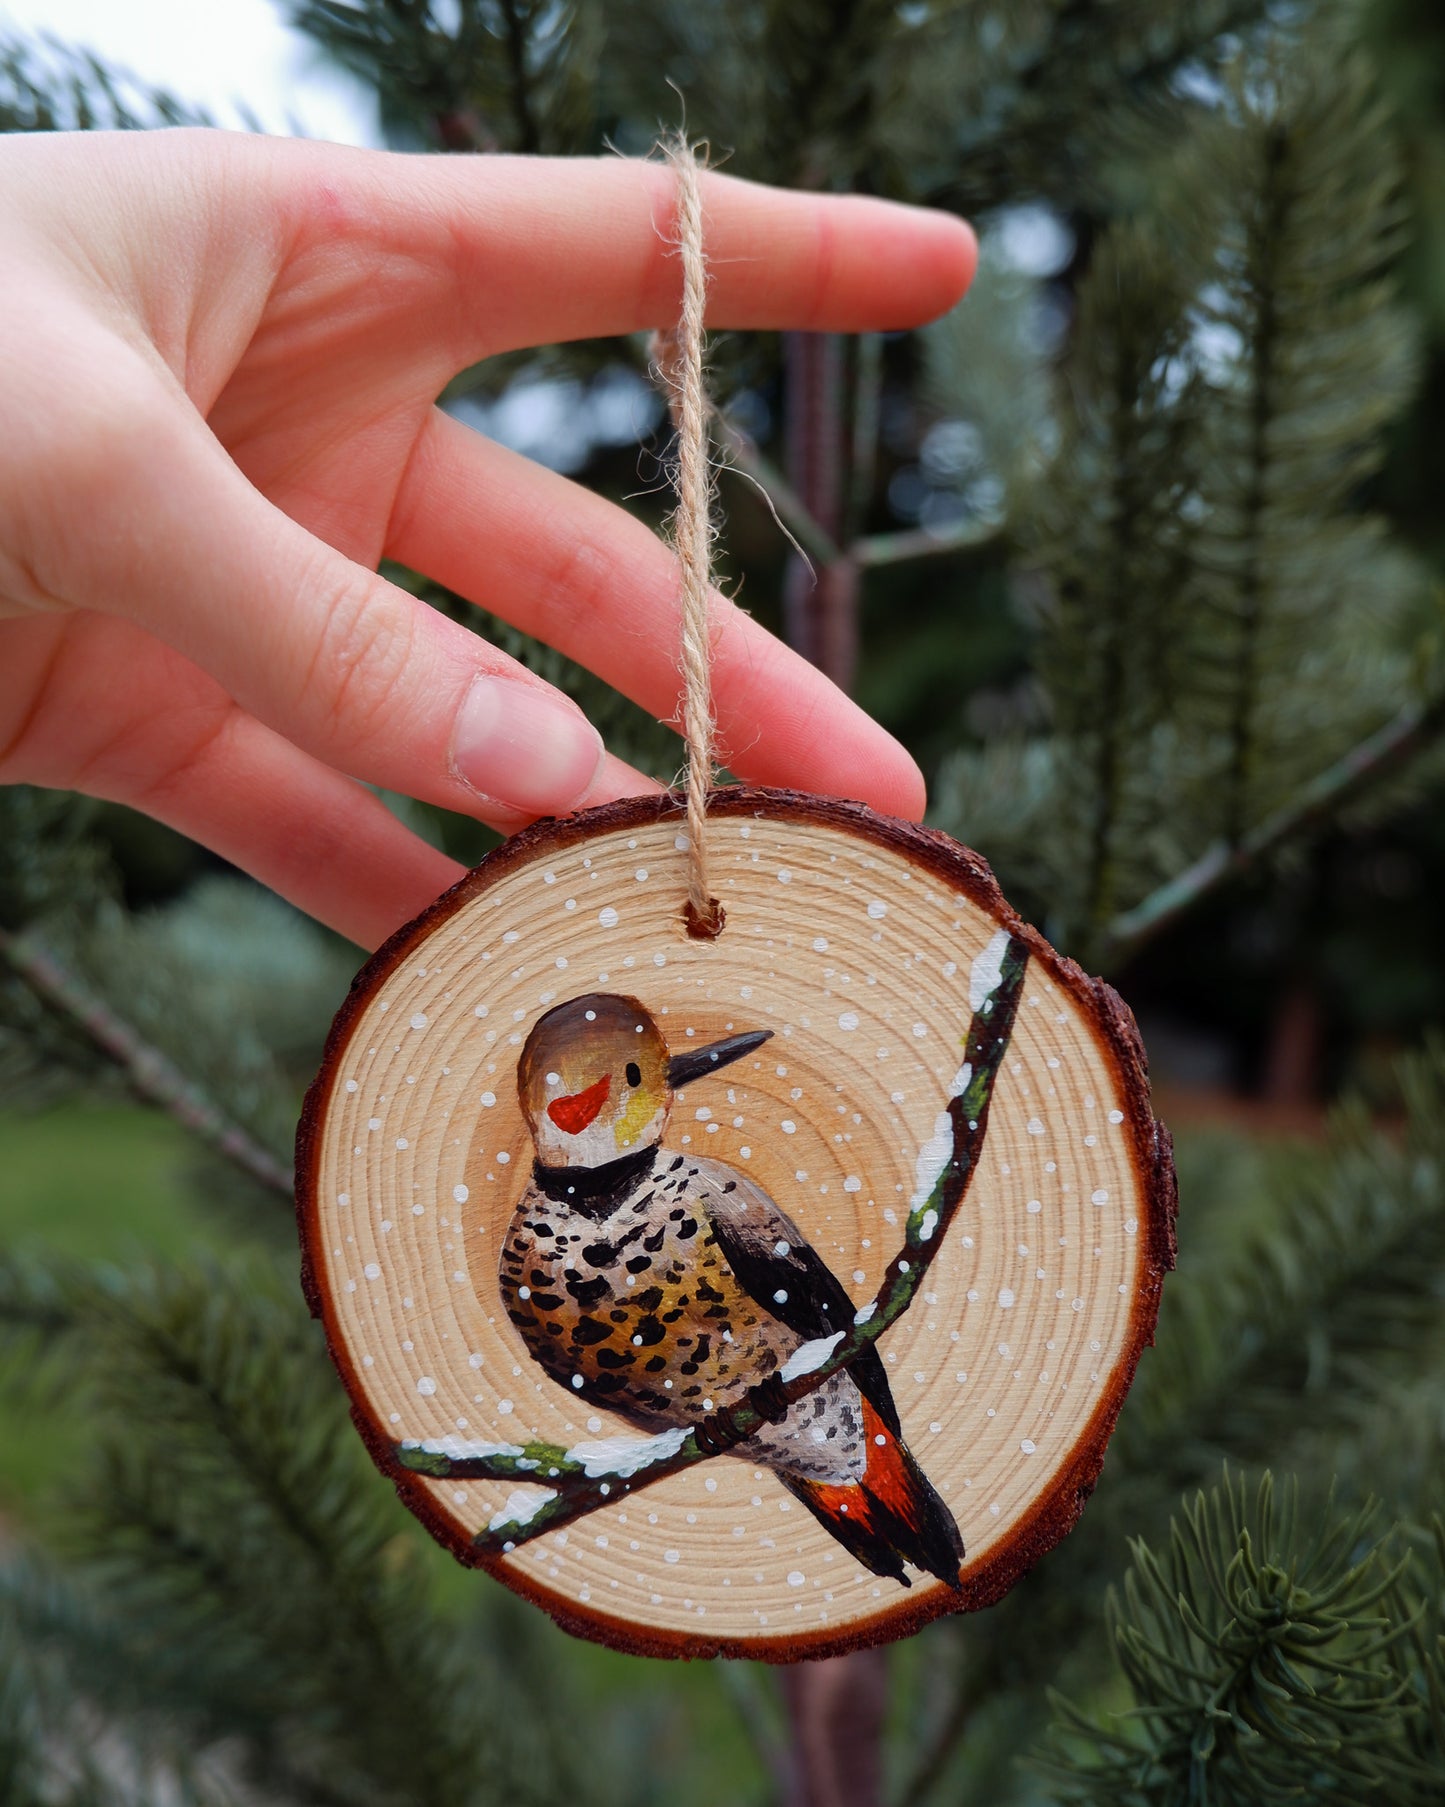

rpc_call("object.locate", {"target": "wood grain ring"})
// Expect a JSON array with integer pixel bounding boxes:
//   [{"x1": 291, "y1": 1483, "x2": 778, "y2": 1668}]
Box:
[{"x1": 295, "y1": 788, "x2": 1176, "y2": 1661}]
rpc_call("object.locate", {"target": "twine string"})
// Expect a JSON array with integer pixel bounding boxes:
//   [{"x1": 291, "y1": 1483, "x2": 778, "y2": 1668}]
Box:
[{"x1": 651, "y1": 137, "x2": 723, "y2": 939}]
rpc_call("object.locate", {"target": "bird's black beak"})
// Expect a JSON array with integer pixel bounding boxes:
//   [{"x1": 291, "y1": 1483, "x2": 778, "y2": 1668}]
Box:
[{"x1": 667, "y1": 1029, "x2": 773, "y2": 1089}]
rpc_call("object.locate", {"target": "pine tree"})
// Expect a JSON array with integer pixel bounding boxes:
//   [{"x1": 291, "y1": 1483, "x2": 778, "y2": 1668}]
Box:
[{"x1": 4, "y1": 2, "x2": 1445, "y2": 1804}]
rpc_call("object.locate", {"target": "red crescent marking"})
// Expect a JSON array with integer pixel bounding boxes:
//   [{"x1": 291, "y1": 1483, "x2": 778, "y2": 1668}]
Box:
[{"x1": 547, "y1": 1073, "x2": 611, "y2": 1134}]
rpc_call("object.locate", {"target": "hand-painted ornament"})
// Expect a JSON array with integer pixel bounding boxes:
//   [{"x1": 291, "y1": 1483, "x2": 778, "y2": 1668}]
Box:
[{"x1": 296, "y1": 788, "x2": 1175, "y2": 1661}]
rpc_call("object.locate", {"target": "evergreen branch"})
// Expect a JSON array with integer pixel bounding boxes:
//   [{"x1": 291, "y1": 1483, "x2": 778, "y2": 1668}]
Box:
[
  {"x1": 718, "y1": 415, "x2": 1003, "y2": 571},
  {"x1": 715, "y1": 414, "x2": 842, "y2": 567},
  {"x1": 1113, "y1": 1040, "x2": 1445, "y2": 1504},
  {"x1": 851, "y1": 518, "x2": 1003, "y2": 569},
  {"x1": 0, "y1": 1252, "x2": 584, "y2": 1807},
  {"x1": 393, "y1": 935, "x2": 1028, "y2": 1552},
  {"x1": 0, "y1": 926, "x2": 294, "y2": 1199},
  {"x1": 1099, "y1": 694, "x2": 1445, "y2": 961},
  {"x1": 0, "y1": 30, "x2": 210, "y2": 132},
  {"x1": 1041, "y1": 1471, "x2": 1445, "y2": 1804}
]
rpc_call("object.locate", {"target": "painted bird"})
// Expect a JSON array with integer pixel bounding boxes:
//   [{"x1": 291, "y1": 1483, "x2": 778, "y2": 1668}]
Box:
[{"x1": 499, "y1": 991, "x2": 964, "y2": 1590}]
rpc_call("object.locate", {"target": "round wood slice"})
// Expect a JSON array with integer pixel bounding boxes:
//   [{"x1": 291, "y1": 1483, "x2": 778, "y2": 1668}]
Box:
[{"x1": 296, "y1": 788, "x2": 1175, "y2": 1661}]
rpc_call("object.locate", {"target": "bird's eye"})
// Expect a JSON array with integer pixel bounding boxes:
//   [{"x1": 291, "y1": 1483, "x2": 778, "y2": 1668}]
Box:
[{"x1": 625, "y1": 1062, "x2": 642, "y2": 1088}]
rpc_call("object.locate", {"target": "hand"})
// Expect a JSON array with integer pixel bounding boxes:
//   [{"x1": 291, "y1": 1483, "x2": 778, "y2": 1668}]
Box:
[{"x1": 0, "y1": 129, "x2": 975, "y2": 949}]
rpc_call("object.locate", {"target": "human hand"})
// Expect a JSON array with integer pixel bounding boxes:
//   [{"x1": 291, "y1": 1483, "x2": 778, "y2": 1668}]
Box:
[{"x1": 0, "y1": 129, "x2": 975, "y2": 949}]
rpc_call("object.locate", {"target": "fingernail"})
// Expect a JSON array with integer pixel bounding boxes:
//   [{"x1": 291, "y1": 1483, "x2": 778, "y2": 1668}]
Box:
[{"x1": 450, "y1": 674, "x2": 605, "y2": 816}]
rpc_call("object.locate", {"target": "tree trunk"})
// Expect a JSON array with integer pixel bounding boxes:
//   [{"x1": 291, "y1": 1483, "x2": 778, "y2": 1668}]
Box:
[
  {"x1": 779, "y1": 325, "x2": 881, "y2": 1806},
  {"x1": 782, "y1": 331, "x2": 859, "y2": 691},
  {"x1": 782, "y1": 1649, "x2": 889, "y2": 1807}
]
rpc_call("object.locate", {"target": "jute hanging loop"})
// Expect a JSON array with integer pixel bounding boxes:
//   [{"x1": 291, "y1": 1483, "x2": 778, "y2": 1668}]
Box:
[{"x1": 649, "y1": 137, "x2": 723, "y2": 940}]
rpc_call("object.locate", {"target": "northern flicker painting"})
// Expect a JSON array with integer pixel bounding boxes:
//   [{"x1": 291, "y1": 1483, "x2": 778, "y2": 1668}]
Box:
[
  {"x1": 500, "y1": 991, "x2": 965, "y2": 1590},
  {"x1": 298, "y1": 791, "x2": 1175, "y2": 1660}
]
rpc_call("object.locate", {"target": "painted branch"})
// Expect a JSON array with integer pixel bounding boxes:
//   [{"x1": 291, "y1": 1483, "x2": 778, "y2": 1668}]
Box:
[
  {"x1": 1100, "y1": 696, "x2": 1445, "y2": 961},
  {"x1": 0, "y1": 926, "x2": 295, "y2": 1199},
  {"x1": 392, "y1": 936, "x2": 1028, "y2": 1552}
]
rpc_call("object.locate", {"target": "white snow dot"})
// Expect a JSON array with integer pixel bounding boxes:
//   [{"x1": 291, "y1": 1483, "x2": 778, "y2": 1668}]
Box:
[
  {"x1": 663, "y1": 1549, "x2": 680, "y2": 1564},
  {"x1": 838, "y1": 1011, "x2": 859, "y2": 1032},
  {"x1": 363, "y1": 1263, "x2": 381, "y2": 1280},
  {"x1": 781, "y1": 1120, "x2": 796, "y2": 1134},
  {"x1": 867, "y1": 901, "x2": 887, "y2": 919},
  {"x1": 787, "y1": 1570, "x2": 805, "y2": 1587},
  {"x1": 1021, "y1": 1439, "x2": 1036, "y2": 1455},
  {"x1": 998, "y1": 1288, "x2": 1015, "y2": 1308},
  {"x1": 1026, "y1": 1117, "x2": 1044, "y2": 1136},
  {"x1": 1108, "y1": 1108, "x2": 1124, "y2": 1124},
  {"x1": 1091, "y1": 1189, "x2": 1109, "y2": 1205},
  {"x1": 409, "y1": 1013, "x2": 427, "y2": 1031},
  {"x1": 634, "y1": 868, "x2": 649, "y2": 882},
  {"x1": 812, "y1": 937, "x2": 828, "y2": 952},
  {"x1": 843, "y1": 1175, "x2": 862, "y2": 1193},
  {"x1": 496, "y1": 1152, "x2": 510, "y2": 1164},
  {"x1": 481, "y1": 1091, "x2": 496, "y2": 1107},
  {"x1": 598, "y1": 906, "x2": 619, "y2": 928},
  {"x1": 1072, "y1": 1298, "x2": 1085, "y2": 1312},
  {"x1": 453, "y1": 1184, "x2": 470, "y2": 1204},
  {"x1": 911, "y1": 1023, "x2": 927, "y2": 1039},
  {"x1": 774, "y1": 1289, "x2": 788, "y2": 1304},
  {"x1": 395, "y1": 1137, "x2": 408, "y2": 1151},
  {"x1": 416, "y1": 1376, "x2": 436, "y2": 1396}
]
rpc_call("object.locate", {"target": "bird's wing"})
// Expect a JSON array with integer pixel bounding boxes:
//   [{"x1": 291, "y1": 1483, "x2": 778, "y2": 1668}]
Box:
[{"x1": 695, "y1": 1160, "x2": 901, "y2": 1437}]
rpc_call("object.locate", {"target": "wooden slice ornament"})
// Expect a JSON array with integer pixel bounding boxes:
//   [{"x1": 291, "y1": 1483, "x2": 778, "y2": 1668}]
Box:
[
  {"x1": 294, "y1": 143, "x2": 1175, "y2": 1659},
  {"x1": 295, "y1": 787, "x2": 1175, "y2": 1660}
]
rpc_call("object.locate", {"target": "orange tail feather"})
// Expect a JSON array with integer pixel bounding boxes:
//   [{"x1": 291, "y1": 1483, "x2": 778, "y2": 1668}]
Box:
[{"x1": 783, "y1": 1400, "x2": 964, "y2": 1590}]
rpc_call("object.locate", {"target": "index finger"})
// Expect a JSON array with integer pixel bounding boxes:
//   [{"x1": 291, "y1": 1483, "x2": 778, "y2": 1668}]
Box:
[{"x1": 272, "y1": 146, "x2": 977, "y2": 357}]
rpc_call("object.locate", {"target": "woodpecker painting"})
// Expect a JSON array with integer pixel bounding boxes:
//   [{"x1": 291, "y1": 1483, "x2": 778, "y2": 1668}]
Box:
[{"x1": 499, "y1": 991, "x2": 964, "y2": 1591}]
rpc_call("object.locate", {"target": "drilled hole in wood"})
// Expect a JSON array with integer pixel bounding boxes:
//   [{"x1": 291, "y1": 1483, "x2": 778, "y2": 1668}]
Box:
[{"x1": 684, "y1": 895, "x2": 726, "y2": 940}]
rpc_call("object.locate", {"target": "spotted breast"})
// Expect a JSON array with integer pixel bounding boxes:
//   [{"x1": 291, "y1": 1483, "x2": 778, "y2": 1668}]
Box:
[{"x1": 500, "y1": 1149, "x2": 874, "y2": 1485}]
